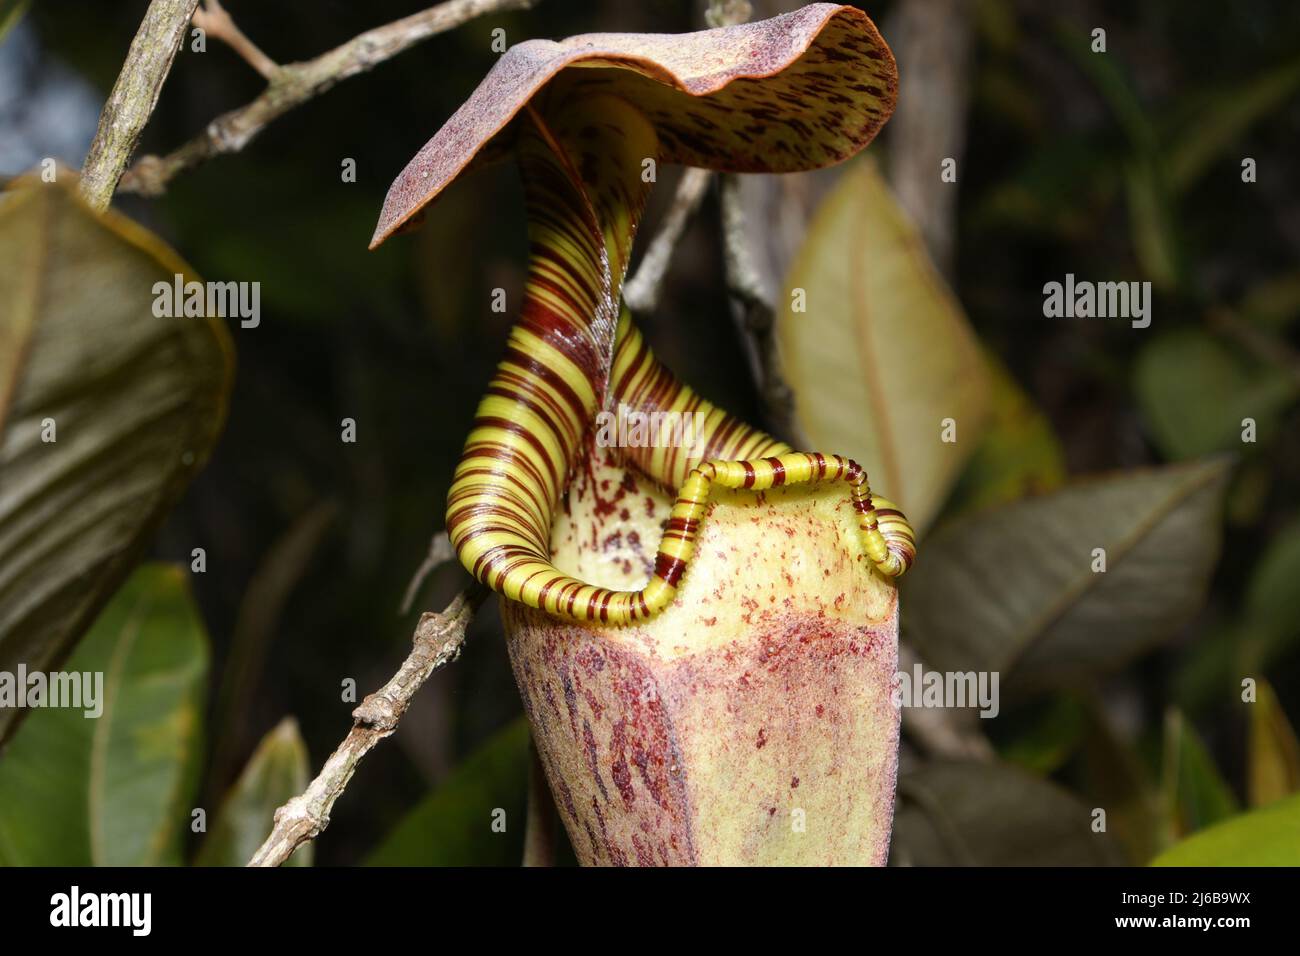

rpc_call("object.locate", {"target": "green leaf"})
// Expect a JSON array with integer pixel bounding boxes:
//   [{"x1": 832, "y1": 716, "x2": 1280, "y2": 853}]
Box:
[
  {"x1": 997, "y1": 695, "x2": 1085, "y2": 775},
  {"x1": 1124, "y1": 156, "x2": 1183, "y2": 290},
  {"x1": 942, "y1": 354, "x2": 1066, "y2": 522},
  {"x1": 0, "y1": 564, "x2": 209, "y2": 866},
  {"x1": 1166, "y1": 55, "x2": 1300, "y2": 192},
  {"x1": 778, "y1": 158, "x2": 992, "y2": 534},
  {"x1": 365, "y1": 718, "x2": 530, "y2": 866},
  {"x1": 1244, "y1": 520, "x2": 1300, "y2": 665},
  {"x1": 891, "y1": 759, "x2": 1122, "y2": 865},
  {"x1": 0, "y1": 174, "x2": 233, "y2": 745},
  {"x1": 195, "y1": 717, "x2": 312, "y2": 867},
  {"x1": 1135, "y1": 329, "x2": 1296, "y2": 460},
  {"x1": 1239, "y1": 272, "x2": 1300, "y2": 332},
  {"x1": 1151, "y1": 792, "x2": 1300, "y2": 866},
  {"x1": 1248, "y1": 679, "x2": 1300, "y2": 809},
  {"x1": 902, "y1": 459, "x2": 1230, "y2": 694},
  {"x1": 1160, "y1": 710, "x2": 1238, "y2": 844},
  {"x1": 1081, "y1": 702, "x2": 1161, "y2": 864}
]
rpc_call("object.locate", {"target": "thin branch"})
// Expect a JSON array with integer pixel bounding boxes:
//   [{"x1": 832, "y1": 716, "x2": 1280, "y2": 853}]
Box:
[
  {"x1": 623, "y1": 168, "x2": 713, "y2": 315},
  {"x1": 719, "y1": 173, "x2": 807, "y2": 446},
  {"x1": 521, "y1": 739, "x2": 558, "y2": 867},
  {"x1": 79, "y1": 0, "x2": 200, "y2": 210},
  {"x1": 193, "y1": 0, "x2": 278, "y2": 80},
  {"x1": 121, "y1": 0, "x2": 538, "y2": 196},
  {"x1": 399, "y1": 529, "x2": 457, "y2": 615},
  {"x1": 248, "y1": 586, "x2": 486, "y2": 867}
]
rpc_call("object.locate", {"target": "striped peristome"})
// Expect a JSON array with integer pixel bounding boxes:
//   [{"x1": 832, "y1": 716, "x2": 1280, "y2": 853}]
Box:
[{"x1": 383, "y1": 5, "x2": 914, "y2": 626}]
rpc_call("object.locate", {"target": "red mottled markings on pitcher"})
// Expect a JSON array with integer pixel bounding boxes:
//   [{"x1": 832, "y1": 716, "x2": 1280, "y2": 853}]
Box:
[
  {"x1": 631, "y1": 833, "x2": 656, "y2": 867},
  {"x1": 756, "y1": 727, "x2": 768, "y2": 749},
  {"x1": 582, "y1": 718, "x2": 610, "y2": 802},
  {"x1": 560, "y1": 665, "x2": 579, "y2": 735},
  {"x1": 609, "y1": 718, "x2": 636, "y2": 809},
  {"x1": 791, "y1": 776, "x2": 800, "y2": 789}
]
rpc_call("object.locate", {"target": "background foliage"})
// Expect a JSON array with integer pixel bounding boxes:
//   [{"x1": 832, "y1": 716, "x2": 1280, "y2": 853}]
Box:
[{"x1": 1, "y1": 0, "x2": 1298, "y2": 865}]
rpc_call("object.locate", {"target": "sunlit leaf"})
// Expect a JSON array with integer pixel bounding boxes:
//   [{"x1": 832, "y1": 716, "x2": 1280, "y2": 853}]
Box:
[
  {"x1": 902, "y1": 459, "x2": 1230, "y2": 694},
  {"x1": 0, "y1": 174, "x2": 233, "y2": 744},
  {"x1": 1135, "y1": 329, "x2": 1295, "y2": 460},
  {"x1": 779, "y1": 158, "x2": 991, "y2": 533},
  {"x1": 1248, "y1": 679, "x2": 1300, "y2": 808},
  {"x1": 1151, "y1": 792, "x2": 1300, "y2": 866},
  {"x1": 942, "y1": 353, "x2": 1065, "y2": 522},
  {"x1": 195, "y1": 717, "x2": 312, "y2": 867},
  {"x1": 891, "y1": 759, "x2": 1121, "y2": 865},
  {"x1": 1160, "y1": 710, "x2": 1237, "y2": 844},
  {"x1": 0, "y1": 564, "x2": 209, "y2": 866},
  {"x1": 365, "y1": 718, "x2": 530, "y2": 866}
]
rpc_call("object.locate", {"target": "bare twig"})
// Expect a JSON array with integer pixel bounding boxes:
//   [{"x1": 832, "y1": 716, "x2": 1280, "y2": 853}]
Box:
[
  {"x1": 121, "y1": 0, "x2": 537, "y2": 196},
  {"x1": 248, "y1": 586, "x2": 486, "y2": 867},
  {"x1": 521, "y1": 739, "x2": 558, "y2": 866},
  {"x1": 79, "y1": 0, "x2": 200, "y2": 210},
  {"x1": 885, "y1": 0, "x2": 973, "y2": 278},
  {"x1": 719, "y1": 173, "x2": 807, "y2": 445},
  {"x1": 399, "y1": 530, "x2": 457, "y2": 615},
  {"x1": 623, "y1": 168, "x2": 713, "y2": 315},
  {"x1": 193, "y1": 0, "x2": 278, "y2": 80}
]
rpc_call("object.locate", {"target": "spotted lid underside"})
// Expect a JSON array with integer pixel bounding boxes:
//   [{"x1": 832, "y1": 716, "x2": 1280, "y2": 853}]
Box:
[{"x1": 371, "y1": 3, "x2": 897, "y2": 247}]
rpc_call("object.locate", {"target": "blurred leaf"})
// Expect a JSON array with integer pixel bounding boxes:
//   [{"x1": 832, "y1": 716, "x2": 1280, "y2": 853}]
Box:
[
  {"x1": 1151, "y1": 792, "x2": 1300, "y2": 866},
  {"x1": 1248, "y1": 680, "x2": 1300, "y2": 808},
  {"x1": 903, "y1": 459, "x2": 1230, "y2": 694},
  {"x1": 1244, "y1": 518, "x2": 1300, "y2": 662},
  {"x1": 891, "y1": 760, "x2": 1122, "y2": 865},
  {"x1": 0, "y1": 174, "x2": 233, "y2": 745},
  {"x1": 1160, "y1": 710, "x2": 1238, "y2": 844},
  {"x1": 997, "y1": 695, "x2": 1085, "y2": 775},
  {"x1": 1135, "y1": 329, "x2": 1295, "y2": 459},
  {"x1": 365, "y1": 718, "x2": 530, "y2": 866},
  {"x1": 0, "y1": 564, "x2": 209, "y2": 866},
  {"x1": 1240, "y1": 272, "x2": 1300, "y2": 332},
  {"x1": 195, "y1": 717, "x2": 312, "y2": 867},
  {"x1": 779, "y1": 158, "x2": 991, "y2": 534},
  {"x1": 974, "y1": 133, "x2": 1121, "y2": 239},
  {"x1": 943, "y1": 354, "x2": 1066, "y2": 521},
  {"x1": 1124, "y1": 157, "x2": 1183, "y2": 290},
  {"x1": 1167, "y1": 55, "x2": 1300, "y2": 192},
  {"x1": 0, "y1": 0, "x2": 28, "y2": 42},
  {"x1": 1081, "y1": 702, "x2": 1161, "y2": 864}
]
